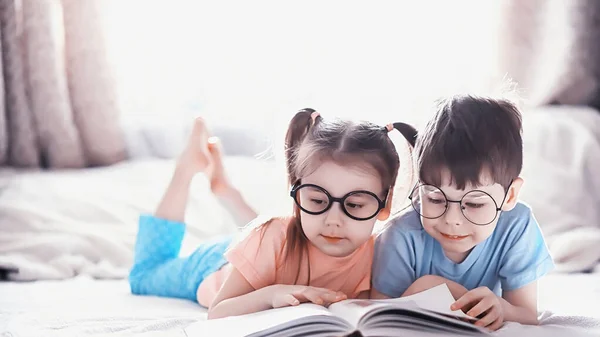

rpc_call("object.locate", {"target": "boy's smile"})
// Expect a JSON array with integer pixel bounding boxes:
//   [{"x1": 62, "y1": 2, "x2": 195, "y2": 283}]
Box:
[
  {"x1": 438, "y1": 231, "x2": 470, "y2": 241},
  {"x1": 418, "y1": 169, "x2": 522, "y2": 263}
]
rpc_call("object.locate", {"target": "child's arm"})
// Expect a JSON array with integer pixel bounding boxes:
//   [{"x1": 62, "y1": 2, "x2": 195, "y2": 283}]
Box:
[
  {"x1": 357, "y1": 290, "x2": 370, "y2": 299},
  {"x1": 370, "y1": 288, "x2": 389, "y2": 299},
  {"x1": 388, "y1": 275, "x2": 538, "y2": 330},
  {"x1": 207, "y1": 267, "x2": 347, "y2": 319},
  {"x1": 455, "y1": 207, "x2": 552, "y2": 329},
  {"x1": 501, "y1": 281, "x2": 539, "y2": 325}
]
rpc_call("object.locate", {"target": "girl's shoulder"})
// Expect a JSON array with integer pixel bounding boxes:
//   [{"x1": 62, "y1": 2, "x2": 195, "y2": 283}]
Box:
[
  {"x1": 236, "y1": 214, "x2": 295, "y2": 245},
  {"x1": 243, "y1": 213, "x2": 292, "y2": 232}
]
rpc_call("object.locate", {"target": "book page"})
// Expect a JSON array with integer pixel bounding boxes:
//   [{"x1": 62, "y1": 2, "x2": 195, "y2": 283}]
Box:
[
  {"x1": 327, "y1": 283, "x2": 478, "y2": 333},
  {"x1": 328, "y1": 283, "x2": 470, "y2": 326},
  {"x1": 328, "y1": 298, "x2": 385, "y2": 328},
  {"x1": 382, "y1": 283, "x2": 471, "y2": 318},
  {"x1": 184, "y1": 304, "x2": 346, "y2": 337}
]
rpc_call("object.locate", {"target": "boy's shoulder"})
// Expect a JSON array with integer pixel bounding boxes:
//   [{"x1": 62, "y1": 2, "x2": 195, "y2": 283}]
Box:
[
  {"x1": 502, "y1": 200, "x2": 533, "y2": 219},
  {"x1": 490, "y1": 200, "x2": 542, "y2": 245},
  {"x1": 496, "y1": 200, "x2": 536, "y2": 231}
]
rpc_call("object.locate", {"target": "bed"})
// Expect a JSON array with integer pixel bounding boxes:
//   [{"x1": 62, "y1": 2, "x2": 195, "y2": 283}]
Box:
[
  {"x1": 1, "y1": 106, "x2": 600, "y2": 336},
  {"x1": 0, "y1": 272, "x2": 599, "y2": 337}
]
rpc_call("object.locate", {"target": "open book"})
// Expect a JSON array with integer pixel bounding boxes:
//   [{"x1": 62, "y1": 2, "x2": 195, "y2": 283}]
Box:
[{"x1": 185, "y1": 284, "x2": 488, "y2": 337}]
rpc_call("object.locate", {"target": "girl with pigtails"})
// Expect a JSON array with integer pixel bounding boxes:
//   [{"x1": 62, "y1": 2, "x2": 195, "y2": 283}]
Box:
[{"x1": 128, "y1": 109, "x2": 417, "y2": 319}]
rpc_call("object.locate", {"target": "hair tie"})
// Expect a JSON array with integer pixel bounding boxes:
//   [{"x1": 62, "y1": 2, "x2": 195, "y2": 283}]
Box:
[
  {"x1": 385, "y1": 123, "x2": 394, "y2": 132},
  {"x1": 311, "y1": 111, "x2": 320, "y2": 122}
]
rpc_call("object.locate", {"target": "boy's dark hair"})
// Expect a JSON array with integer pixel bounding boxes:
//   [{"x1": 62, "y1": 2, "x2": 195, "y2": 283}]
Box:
[{"x1": 415, "y1": 95, "x2": 523, "y2": 191}]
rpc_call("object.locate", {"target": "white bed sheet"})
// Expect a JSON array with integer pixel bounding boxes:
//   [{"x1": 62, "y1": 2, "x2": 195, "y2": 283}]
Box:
[{"x1": 1, "y1": 272, "x2": 599, "y2": 337}]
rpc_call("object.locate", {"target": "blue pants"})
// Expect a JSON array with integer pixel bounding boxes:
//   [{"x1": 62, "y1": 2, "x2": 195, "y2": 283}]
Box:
[{"x1": 128, "y1": 215, "x2": 232, "y2": 303}]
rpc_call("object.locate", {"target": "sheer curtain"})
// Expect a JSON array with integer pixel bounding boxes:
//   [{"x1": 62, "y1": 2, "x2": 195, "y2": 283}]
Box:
[
  {"x1": 0, "y1": 0, "x2": 125, "y2": 168},
  {"x1": 100, "y1": 0, "x2": 503, "y2": 145}
]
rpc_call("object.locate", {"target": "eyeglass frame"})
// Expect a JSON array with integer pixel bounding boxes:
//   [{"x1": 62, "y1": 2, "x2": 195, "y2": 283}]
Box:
[
  {"x1": 407, "y1": 180, "x2": 513, "y2": 226},
  {"x1": 289, "y1": 183, "x2": 387, "y2": 221}
]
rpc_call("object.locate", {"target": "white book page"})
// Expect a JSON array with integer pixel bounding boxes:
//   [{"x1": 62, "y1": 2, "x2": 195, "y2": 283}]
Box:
[
  {"x1": 327, "y1": 283, "x2": 470, "y2": 328},
  {"x1": 184, "y1": 304, "x2": 335, "y2": 337},
  {"x1": 328, "y1": 298, "x2": 387, "y2": 328},
  {"x1": 382, "y1": 283, "x2": 471, "y2": 318}
]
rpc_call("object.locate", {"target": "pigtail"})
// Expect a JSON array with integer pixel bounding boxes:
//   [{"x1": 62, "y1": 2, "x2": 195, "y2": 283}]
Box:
[
  {"x1": 383, "y1": 122, "x2": 419, "y2": 218},
  {"x1": 282, "y1": 108, "x2": 320, "y2": 286},
  {"x1": 284, "y1": 108, "x2": 321, "y2": 185},
  {"x1": 392, "y1": 122, "x2": 418, "y2": 148}
]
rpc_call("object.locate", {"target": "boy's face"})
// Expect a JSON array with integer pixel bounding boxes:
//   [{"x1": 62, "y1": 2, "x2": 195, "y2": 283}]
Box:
[{"x1": 418, "y1": 169, "x2": 522, "y2": 263}]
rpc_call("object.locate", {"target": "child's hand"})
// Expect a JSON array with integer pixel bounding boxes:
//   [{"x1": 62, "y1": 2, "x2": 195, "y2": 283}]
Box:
[
  {"x1": 269, "y1": 285, "x2": 347, "y2": 308},
  {"x1": 451, "y1": 286, "x2": 505, "y2": 331}
]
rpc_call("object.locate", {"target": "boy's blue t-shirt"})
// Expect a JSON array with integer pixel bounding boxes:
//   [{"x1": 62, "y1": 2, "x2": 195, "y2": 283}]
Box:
[{"x1": 372, "y1": 201, "x2": 554, "y2": 298}]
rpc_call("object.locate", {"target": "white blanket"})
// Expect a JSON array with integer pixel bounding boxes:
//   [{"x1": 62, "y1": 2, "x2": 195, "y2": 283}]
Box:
[
  {"x1": 0, "y1": 157, "x2": 284, "y2": 281},
  {"x1": 1, "y1": 274, "x2": 599, "y2": 337},
  {"x1": 520, "y1": 106, "x2": 600, "y2": 272}
]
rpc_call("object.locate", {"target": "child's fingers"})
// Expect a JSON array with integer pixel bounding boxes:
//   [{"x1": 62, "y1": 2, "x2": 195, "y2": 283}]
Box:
[
  {"x1": 272, "y1": 294, "x2": 300, "y2": 308},
  {"x1": 319, "y1": 290, "x2": 346, "y2": 303},
  {"x1": 283, "y1": 294, "x2": 300, "y2": 306},
  {"x1": 487, "y1": 316, "x2": 504, "y2": 331},
  {"x1": 299, "y1": 288, "x2": 325, "y2": 306},
  {"x1": 304, "y1": 287, "x2": 342, "y2": 302},
  {"x1": 473, "y1": 306, "x2": 499, "y2": 327},
  {"x1": 451, "y1": 287, "x2": 485, "y2": 311},
  {"x1": 334, "y1": 291, "x2": 347, "y2": 302},
  {"x1": 451, "y1": 293, "x2": 476, "y2": 311},
  {"x1": 466, "y1": 297, "x2": 493, "y2": 318}
]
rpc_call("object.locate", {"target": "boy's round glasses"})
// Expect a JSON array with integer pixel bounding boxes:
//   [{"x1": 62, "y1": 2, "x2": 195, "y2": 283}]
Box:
[
  {"x1": 290, "y1": 183, "x2": 386, "y2": 221},
  {"x1": 408, "y1": 183, "x2": 511, "y2": 226}
]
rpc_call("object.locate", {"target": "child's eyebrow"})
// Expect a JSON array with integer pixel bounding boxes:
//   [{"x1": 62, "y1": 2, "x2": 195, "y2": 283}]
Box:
[
  {"x1": 423, "y1": 186, "x2": 443, "y2": 193},
  {"x1": 306, "y1": 186, "x2": 324, "y2": 192},
  {"x1": 463, "y1": 191, "x2": 490, "y2": 198}
]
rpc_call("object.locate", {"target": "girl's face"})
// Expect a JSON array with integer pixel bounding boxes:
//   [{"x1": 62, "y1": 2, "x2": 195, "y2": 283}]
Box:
[{"x1": 297, "y1": 160, "x2": 386, "y2": 257}]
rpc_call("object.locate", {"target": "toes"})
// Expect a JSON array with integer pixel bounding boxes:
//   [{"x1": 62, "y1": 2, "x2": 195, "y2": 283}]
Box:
[
  {"x1": 191, "y1": 118, "x2": 210, "y2": 141},
  {"x1": 207, "y1": 137, "x2": 224, "y2": 157},
  {"x1": 193, "y1": 117, "x2": 206, "y2": 128}
]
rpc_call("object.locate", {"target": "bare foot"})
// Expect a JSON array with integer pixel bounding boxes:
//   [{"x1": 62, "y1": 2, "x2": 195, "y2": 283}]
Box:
[
  {"x1": 205, "y1": 137, "x2": 231, "y2": 196},
  {"x1": 178, "y1": 117, "x2": 212, "y2": 174},
  {"x1": 180, "y1": 117, "x2": 213, "y2": 174}
]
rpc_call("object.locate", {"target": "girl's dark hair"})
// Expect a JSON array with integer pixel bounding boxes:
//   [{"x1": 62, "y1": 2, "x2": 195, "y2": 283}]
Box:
[{"x1": 275, "y1": 108, "x2": 416, "y2": 283}]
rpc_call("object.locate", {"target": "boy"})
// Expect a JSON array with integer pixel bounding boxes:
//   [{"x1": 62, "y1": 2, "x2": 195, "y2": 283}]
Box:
[{"x1": 371, "y1": 95, "x2": 554, "y2": 331}]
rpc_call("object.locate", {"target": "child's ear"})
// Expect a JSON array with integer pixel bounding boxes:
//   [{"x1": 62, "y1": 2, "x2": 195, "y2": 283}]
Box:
[
  {"x1": 501, "y1": 177, "x2": 524, "y2": 211},
  {"x1": 377, "y1": 189, "x2": 394, "y2": 221}
]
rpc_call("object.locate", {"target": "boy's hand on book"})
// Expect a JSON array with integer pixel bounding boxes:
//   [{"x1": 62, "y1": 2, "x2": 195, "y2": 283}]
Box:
[
  {"x1": 451, "y1": 286, "x2": 504, "y2": 331},
  {"x1": 269, "y1": 285, "x2": 347, "y2": 308}
]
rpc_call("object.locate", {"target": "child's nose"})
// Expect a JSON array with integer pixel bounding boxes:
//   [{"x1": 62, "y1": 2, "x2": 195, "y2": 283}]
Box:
[
  {"x1": 324, "y1": 203, "x2": 344, "y2": 227},
  {"x1": 444, "y1": 202, "x2": 464, "y2": 226}
]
